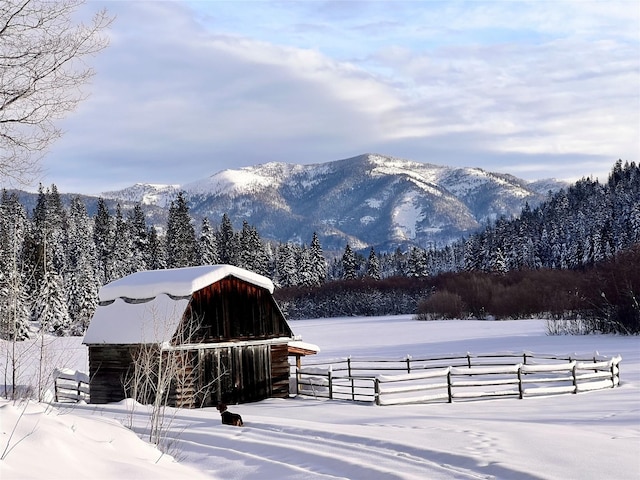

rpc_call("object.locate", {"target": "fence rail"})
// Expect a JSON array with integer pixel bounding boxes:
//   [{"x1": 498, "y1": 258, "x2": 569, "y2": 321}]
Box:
[
  {"x1": 293, "y1": 352, "x2": 621, "y2": 405},
  {"x1": 53, "y1": 368, "x2": 90, "y2": 403}
]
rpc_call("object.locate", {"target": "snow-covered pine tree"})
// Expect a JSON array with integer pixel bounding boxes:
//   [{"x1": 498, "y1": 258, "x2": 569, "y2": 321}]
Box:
[
  {"x1": 111, "y1": 203, "x2": 135, "y2": 278},
  {"x1": 24, "y1": 185, "x2": 70, "y2": 334},
  {"x1": 296, "y1": 246, "x2": 314, "y2": 287},
  {"x1": 93, "y1": 197, "x2": 114, "y2": 284},
  {"x1": 65, "y1": 197, "x2": 98, "y2": 335},
  {"x1": 407, "y1": 247, "x2": 428, "y2": 278},
  {"x1": 165, "y1": 192, "x2": 198, "y2": 268},
  {"x1": 275, "y1": 242, "x2": 299, "y2": 287},
  {"x1": 128, "y1": 203, "x2": 149, "y2": 272},
  {"x1": 0, "y1": 191, "x2": 30, "y2": 340},
  {"x1": 217, "y1": 213, "x2": 237, "y2": 265},
  {"x1": 44, "y1": 184, "x2": 68, "y2": 274},
  {"x1": 238, "y1": 220, "x2": 269, "y2": 275},
  {"x1": 147, "y1": 226, "x2": 166, "y2": 270},
  {"x1": 342, "y1": 244, "x2": 358, "y2": 280},
  {"x1": 32, "y1": 256, "x2": 70, "y2": 336},
  {"x1": 198, "y1": 217, "x2": 219, "y2": 265},
  {"x1": 309, "y1": 232, "x2": 327, "y2": 286},
  {"x1": 366, "y1": 246, "x2": 380, "y2": 280}
]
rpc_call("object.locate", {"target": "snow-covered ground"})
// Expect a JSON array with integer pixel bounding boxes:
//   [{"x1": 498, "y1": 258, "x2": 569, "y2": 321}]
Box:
[{"x1": 2, "y1": 316, "x2": 639, "y2": 479}]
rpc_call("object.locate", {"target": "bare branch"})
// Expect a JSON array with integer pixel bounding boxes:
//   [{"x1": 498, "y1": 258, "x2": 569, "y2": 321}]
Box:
[{"x1": 0, "y1": 0, "x2": 113, "y2": 186}]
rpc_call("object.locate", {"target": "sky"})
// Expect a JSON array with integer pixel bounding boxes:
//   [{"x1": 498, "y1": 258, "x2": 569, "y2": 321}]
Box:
[{"x1": 29, "y1": 0, "x2": 640, "y2": 194}]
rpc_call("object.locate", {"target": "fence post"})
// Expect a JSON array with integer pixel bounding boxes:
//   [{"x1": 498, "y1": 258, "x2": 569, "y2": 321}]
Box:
[
  {"x1": 517, "y1": 365, "x2": 524, "y2": 399},
  {"x1": 374, "y1": 378, "x2": 380, "y2": 406},
  {"x1": 447, "y1": 368, "x2": 453, "y2": 403},
  {"x1": 572, "y1": 362, "x2": 578, "y2": 394},
  {"x1": 523, "y1": 353, "x2": 528, "y2": 365},
  {"x1": 467, "y1": 353, "x2": 471, "y2": 368},
  {"x1": 406, "y1": 355, "x2": 411, "y2": 374},
  {"x1": 347, "y1": 357, "x2": 352, "y2": 377},
  {"x1": 328, "y1": 367, "x2": 333, "y2": 400}
]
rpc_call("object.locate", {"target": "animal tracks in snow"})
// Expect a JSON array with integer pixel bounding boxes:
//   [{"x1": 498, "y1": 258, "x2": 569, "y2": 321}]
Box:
[{"x1": 172, "y1": 420, "x2": 529, "y2": 480}]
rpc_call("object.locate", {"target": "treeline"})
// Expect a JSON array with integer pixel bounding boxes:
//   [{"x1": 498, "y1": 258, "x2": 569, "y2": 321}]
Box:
[
  {"x1": 415, "y1": 244, "x2": 640, "y2": 334},
  {"x1": 275, "y1": 277, "x2": 433, "y2": 319},
  {"x1": 0, "y1": 161, "x2": 638, "y2": 339}
]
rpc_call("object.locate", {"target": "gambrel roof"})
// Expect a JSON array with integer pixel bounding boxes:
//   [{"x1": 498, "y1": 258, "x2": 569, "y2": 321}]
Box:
[
  {"x1": 83, "y1": 265, "x2": 277, "y2": 345},
  {"x1": 98, "y1": 264, "x2": 274, "y2": 302}
]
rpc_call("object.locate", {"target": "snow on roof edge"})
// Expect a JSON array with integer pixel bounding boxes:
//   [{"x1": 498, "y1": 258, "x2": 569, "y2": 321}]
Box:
[
  {"x1": 288, "y1": 340, "x2": 321, "y2": 354},
  {"x1": 99, "y1": 265, "x2": 274, "y2": 302},
  {"x1": 83, "y1": 294, "x2": 190, "y2": 345}
]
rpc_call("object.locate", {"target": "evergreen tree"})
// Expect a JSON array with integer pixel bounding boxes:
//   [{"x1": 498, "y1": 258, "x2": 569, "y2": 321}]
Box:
[
  {"x1": 128, "y1": 203, "x2": 149, "y2": 272},
  {"x1": 25, "y1": 184, "x2": 70, "y2": 333},
  {"x1": 32, "y1": 268, "x2": 70, "y2": 336},
  {"x1": 24, "y1": 184, "x2": 66, "y2": 289},
  {"x1": 407, "y1": 247, "x2": 428, "y2": 277},
  {"x1": 147, "y1": 226, "x2": 166, "y2": 270},
  {"x1": 366, "y1": 246, "x2": 381, "y2": 280},
  {"x1": 309, "y1": 232, "x2": 327, "y2": 286},
  {"x1": 238, "y1": 220, "x2": 269, "y2": 275},
  {"x1": 296, "y1": 246, "x2": 315, "y2": 287},
  {"x1": 111, "y1": 203, "x2": 135, "y2": 278},
  {"x1": 93, "y1": 197, "x2": 114, "y2": 284},
  {"x1": 65, "y1": 197, "x2": 98, "y2": 335},
  {"x1": 0, "y1": 191, "x2": 30, "y2": 340},
  {"x1": 275, "y1": 243, "x2": 298, "y2": 287},
  {"x1": 198, "y1": 217, "x2": 219, "y2": 265},
  {"x1": 342, "y1": 244, "x2": 358, "y2": 280},
  {"x1": 218, "y1": 213, "x2": 237, "y2": 265},
  {"x1": 165, "y1": 192, "x2": 197, "y2": 268}
]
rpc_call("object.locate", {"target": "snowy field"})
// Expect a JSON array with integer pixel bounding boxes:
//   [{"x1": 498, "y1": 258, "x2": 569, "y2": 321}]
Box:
[{"x1": 2, "y1": 316, "x2": 639, "y2": 479}]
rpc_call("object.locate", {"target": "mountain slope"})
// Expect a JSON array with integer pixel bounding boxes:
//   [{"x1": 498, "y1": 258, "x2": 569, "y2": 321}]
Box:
[{"x1": 103, "y1": 154, "x2": 566, "y2": 251}]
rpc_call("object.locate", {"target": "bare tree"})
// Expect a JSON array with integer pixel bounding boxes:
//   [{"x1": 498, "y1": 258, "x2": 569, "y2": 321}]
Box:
[
  {"x1": 122, "y1": 307, "x2": 217, "y2": 449},
  {"x1": 0, "y1": 0, "x2": 112, "y2": 185}
]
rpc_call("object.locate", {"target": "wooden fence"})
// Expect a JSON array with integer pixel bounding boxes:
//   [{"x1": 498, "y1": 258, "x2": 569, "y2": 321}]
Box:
[
  {"x1": 293, "y1": 352, "x2": 621, "y2": 405},
  {"x1": 53, "y1": 368, "x2": 90, "y2": 403}
]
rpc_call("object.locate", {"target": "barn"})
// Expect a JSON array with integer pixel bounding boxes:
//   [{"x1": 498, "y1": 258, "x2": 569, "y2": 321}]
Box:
[{"x1": 82, "y1": 265, "x2": 313, "y2": 407}]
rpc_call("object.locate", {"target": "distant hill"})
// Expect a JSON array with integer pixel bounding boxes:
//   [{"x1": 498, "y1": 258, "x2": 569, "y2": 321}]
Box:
[
  {"x1": 102, "y1": 153, "x2": 566, "y2": 251},
  {"x1": 13, "y1": 154, "x2": 567, "y2": 252}
]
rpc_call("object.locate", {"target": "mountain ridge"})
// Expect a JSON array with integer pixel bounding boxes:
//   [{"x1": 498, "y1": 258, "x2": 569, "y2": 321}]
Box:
[{"x1": 101, "y1": 153, "x2": 568, "y2": 251}]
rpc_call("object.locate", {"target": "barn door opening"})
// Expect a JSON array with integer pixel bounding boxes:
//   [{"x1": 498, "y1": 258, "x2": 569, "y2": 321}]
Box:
[{"x1": 199, "y1": 345, "x2": 272, "y2": 406}]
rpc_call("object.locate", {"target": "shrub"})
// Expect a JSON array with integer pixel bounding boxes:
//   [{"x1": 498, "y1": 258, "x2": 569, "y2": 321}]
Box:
[{"x1": 415, "y1": 290, "x2": 466, "y2": 320}]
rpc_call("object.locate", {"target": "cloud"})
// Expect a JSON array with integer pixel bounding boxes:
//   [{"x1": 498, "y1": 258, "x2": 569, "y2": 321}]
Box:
[{"x1": 40, "y1": 0, "x2": 638, "y2": 194}]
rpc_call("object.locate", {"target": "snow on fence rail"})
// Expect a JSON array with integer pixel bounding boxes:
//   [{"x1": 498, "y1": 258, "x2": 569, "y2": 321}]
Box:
[
  {"x1": 53, "y1": 368, "x2": 90, "y2": 403},
  {"x1": 293, "y1": 352, "x2": 621, "y2": 405}
]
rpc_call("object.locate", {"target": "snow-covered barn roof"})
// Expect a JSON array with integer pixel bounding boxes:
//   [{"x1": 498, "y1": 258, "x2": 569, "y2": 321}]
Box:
[
  {"x1": 98, "y1": 264, "x2": 274, "y2": 302},
  {"x1": 83, "y1": 294, "x2": 189, "y2": 344},
  {"x1": 83, "y1": 265, "x2": 276, "y2": 345}
]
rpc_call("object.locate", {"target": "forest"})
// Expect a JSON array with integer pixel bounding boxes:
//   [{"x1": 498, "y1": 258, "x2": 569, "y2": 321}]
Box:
[{"x1": 1, "y1": 160, "x2": 638, "y2": 339}]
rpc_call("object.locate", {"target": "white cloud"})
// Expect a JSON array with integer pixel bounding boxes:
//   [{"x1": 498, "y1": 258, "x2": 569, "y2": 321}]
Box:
[{"x1": 39, "y1": 0, "x2": 639, "y2": 193}]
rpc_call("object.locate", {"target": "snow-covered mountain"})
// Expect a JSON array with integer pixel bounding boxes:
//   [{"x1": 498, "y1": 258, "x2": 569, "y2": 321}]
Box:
[
  {"x1": 101, "y1": 183, "x2": 181, "y2": 209},
  {"x1": 102, "y1": 154, "x2": 568, "y2": 251}
]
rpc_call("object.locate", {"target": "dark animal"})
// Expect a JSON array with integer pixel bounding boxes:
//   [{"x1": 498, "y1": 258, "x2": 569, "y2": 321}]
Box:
[{"x1": 216, "y1": 403, "x2": 243, "y2": 426}]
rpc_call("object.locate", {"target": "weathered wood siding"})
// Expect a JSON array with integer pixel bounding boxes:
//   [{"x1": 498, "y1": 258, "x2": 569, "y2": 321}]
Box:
[
  {"x1": 88, "y1": 345, "x2": 136, "y2": 404},
  {"x1": 185, "y1": 277, "x2": 292, "y2": 342},
  {"x1": 270, "y1": 344, "x2": 290, "y2": 398},
  {"x1": 195, "y1": 344, "x2": 273, "y2": 406}
]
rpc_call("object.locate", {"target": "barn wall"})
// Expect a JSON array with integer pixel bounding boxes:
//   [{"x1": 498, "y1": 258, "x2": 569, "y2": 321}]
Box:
[
  {"x1": 270, "y1": 344, "x2": 290, "y2": 398},
  {"x1": 88, "y1": 345, "x2": 135, "y2": 404},
  {"x1": 89, "y1": 342, "x2": 291, "y2": 407},
  {"x1": 186, "y1": 277, "x2": 292, "y2": 343},
  {"x1": 195, "y1": 344, "x2": 274, "y2": 406}
]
